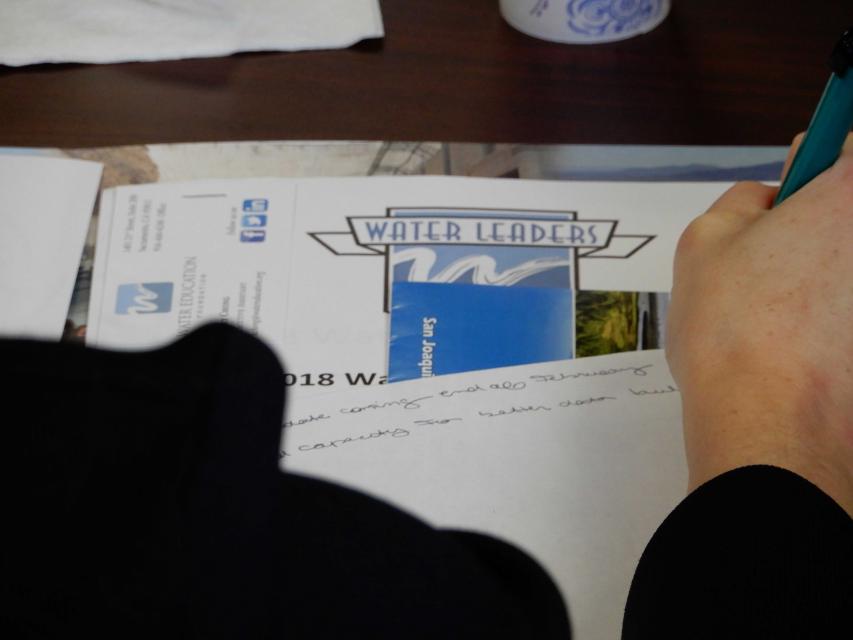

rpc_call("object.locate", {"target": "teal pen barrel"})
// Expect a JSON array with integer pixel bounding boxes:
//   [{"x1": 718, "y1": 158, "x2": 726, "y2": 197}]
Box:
[
  {"x1": 776, "y1": 71, "x2": 853, "y2": 204},
  {"x1": 776, "y1": 30, "x2": 853, "y2": 205}
]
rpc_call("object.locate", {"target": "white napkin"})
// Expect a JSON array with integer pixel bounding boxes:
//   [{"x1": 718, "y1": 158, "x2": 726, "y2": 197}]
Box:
[
  {"x1": 0, "y1": 154, "x2": 102, "y2": 340},
  {"x1": 0, "y1": 0, "x2": 384, "y2": 67}
]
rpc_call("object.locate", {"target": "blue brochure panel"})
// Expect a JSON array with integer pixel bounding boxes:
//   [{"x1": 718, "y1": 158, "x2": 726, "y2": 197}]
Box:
[{"x1": 388, "y1": 281, "x2": 573, "y2": 382}]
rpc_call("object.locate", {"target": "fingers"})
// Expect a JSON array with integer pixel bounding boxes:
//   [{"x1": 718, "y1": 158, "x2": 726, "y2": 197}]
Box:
[
  {"x1": 784, "y1": 172, "x2": 853, "y2": 237},
  {"x1": 782, "y1": 132, "x2": 853, "y2": 211},
  {"x1": 780, "y1": 132, "x2": 806, "y2": 183},
  {"x1": 714, "y1": 132, "x2": 852, "y2": 218},
  {"x1": 832, "y1": 133, "x2": 853, "y2": 176},
  {"x1": 780, "y1": 132, "x2": 853, "y2": 185},
  {"x1": 706, "y1": 181, "x2": 777, "y2": 217},
  {"x1": 673, "y1": 182, "x2": 776, "y2": 263},
  {"x1": 843, "y1": 133, "x2": 853, "y2": 156}
]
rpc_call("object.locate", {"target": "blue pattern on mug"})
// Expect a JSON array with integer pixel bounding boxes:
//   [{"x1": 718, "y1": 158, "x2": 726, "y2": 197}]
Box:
[
  {"x1": 529, "y1": 0, "x2": 550, "y2": 16},
  {"x1": 566, "y1": 0, "x2": 664, "y2": 37}
]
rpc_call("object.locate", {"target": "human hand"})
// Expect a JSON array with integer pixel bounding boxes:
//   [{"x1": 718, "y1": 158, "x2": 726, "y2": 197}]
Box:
[{"x1": 666, "y1": 134, "x2": 853, "y2": 515}]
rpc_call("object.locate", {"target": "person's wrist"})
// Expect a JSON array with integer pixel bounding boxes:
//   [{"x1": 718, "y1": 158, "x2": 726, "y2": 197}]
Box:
[{"x1": 679, "y1": 369, "x2": 853, "y2": 516}]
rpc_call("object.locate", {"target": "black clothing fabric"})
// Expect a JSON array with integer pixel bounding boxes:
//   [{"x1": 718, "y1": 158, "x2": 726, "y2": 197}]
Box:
[
  {"x1": 0, "y1": 325, "x2": 569, "y2": 639},
  {"x1": 622, "y1": 465, "x2": 853, "y2": 639},
  {"x1": 1, "y1": 324, "x2": 851, "y2": 639}
]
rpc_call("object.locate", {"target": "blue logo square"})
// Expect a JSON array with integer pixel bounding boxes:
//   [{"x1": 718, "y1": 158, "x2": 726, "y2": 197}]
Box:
[
  {"x1": 388, "y1": 281, "x2": 573, "y2": 381},
  {"x1": 115, "y1": 282, "x2": 173, "y2": 315},
  {"x1": 243, "y1": 199, "x2": 268, "y2": 212},
  {"x1": 240, "y1": 230, "x2": 266, "y2": 243},
  {"x1": 242, "y1": 214, "x2": 267, "y2": 228}
]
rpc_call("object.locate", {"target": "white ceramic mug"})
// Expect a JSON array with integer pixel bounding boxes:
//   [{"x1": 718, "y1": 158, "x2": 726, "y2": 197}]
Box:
[{"x1": 500, "y1": 0, "x2": 671, "y2": 44}]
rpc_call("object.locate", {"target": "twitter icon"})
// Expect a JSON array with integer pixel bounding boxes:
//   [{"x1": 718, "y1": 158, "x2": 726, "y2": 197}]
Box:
[{"x1": 242, "y1": 214, "x2": 267, "y2": 228}]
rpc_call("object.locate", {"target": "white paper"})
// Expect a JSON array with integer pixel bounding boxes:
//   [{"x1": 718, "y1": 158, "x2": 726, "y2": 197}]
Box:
[
  {"x1": 0, "y1": 0, "x2": 384, "y2": 66},
  {"x1": 283, "y1": 349, "x2": 687, "y2": 640},
  {"x1": 88, "y1": 179, "x2": 295, "y2": 354},
  {"x1": 0, "y1": 155, "x2": 102, "y2": 340},
  {"x1": 86, "y1": 176, "x2": 730, "y2": 396},
  {"x1": 83, "y1": 172, "x2": 695, "y2": 637}
]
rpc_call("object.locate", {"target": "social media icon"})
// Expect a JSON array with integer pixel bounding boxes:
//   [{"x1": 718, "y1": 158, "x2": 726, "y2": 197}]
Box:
[
  {"x1": 115, "y1": 282, "x2": 173, "y2": 314},
  {"x1": 242, "y1": 214, "x2": 267, "y2": 227},
  {"x1": 240, "y1": 229, "x2": 266, "y2": 243},
  {"x1": 243, "y1": 199, "x2": 268, "y2": 212}
]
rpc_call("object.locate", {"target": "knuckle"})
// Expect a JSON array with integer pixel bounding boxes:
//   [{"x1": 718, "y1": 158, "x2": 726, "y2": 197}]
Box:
[
  {"x1": 675, "y1": 215, "x2": 709, "y2": 258},
  {"x1": 729, "y1": 180, "x2": 767, "y2": 199},
  {"x1": 711, "y1": 181, "x2": 759, "y2": 208}
]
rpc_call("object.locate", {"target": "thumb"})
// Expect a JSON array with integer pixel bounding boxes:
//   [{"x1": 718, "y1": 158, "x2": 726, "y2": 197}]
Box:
[
  {"x1": 705, "y1": 181, "x2": 777, "y2": 219},
  {"x1": 780, "y1": 132, "x2": 806, "y2": 184}
]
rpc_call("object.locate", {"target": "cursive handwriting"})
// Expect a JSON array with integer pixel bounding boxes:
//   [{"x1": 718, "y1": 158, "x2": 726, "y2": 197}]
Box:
[
  {"x1": 489, "y1": 380, "x2": 527, "y2": 391},
  {"x1": 414, "y1": 417, "x2": 462, "y2": 426},
  {"x1": 439, "y1": 380, "x2": 527, "y2": 400},
  {"x1": 629, "y1": 385, "x2": 678, "y2": 396},
  {"x1": 339, "y1": 395, "x2": 434, "y2": 414},
  {"x1": 439, "y1": 384, "x2": 486, "y2": 398},
  {"x1": 297, "y1": 427, "x2": 411, "y2": 452},
  {"x1": 283, "y1": 413, "x2": 331, "y2": 429},
  {"x1": 479, "y1": 405, "x2": 552, "y2": 418},
  {"x1": 529, "y1": 364, "x2": 652, "y2": 383},
  {"x1": 559, "y1": 395, "x2": 617, "y2": 408}
]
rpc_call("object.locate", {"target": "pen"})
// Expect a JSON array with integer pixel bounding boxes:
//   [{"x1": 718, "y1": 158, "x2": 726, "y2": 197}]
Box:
[{"x1": 775, "y1": 26, "x2": 853, "y2": 205}]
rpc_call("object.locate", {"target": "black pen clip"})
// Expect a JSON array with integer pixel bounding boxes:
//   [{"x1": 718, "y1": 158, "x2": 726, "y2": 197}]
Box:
[{"x1": 829, "y1": 27, "x2": 853, "y2": 76}]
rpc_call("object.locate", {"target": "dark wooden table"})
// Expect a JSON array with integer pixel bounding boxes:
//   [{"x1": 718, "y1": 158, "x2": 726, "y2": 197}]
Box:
[{"x1": 1, "y1": 0, "x2": 850, "y2": 148}]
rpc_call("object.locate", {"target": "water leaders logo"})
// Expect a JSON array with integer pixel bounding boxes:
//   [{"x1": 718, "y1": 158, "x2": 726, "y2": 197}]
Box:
[
  {"x1": 115, "y1": 282, "x2": 174, "y2": 315},
  {"x1": 309, "y1": 207, "x2": 655, "y2": 309}
]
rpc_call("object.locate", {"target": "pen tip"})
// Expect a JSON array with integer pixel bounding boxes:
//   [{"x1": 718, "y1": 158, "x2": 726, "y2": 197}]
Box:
[{"x1": 829, "y1": 27, "x2": 853, "y2": 76}]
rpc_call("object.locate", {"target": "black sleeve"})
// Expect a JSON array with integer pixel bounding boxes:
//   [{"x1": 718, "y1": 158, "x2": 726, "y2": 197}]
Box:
[
  {"x1": 0, "y1": 324, "x2": 570, "y2": 639},
  {"x1": 622, "y1": 465, "x2": 853, "y2": 639}
]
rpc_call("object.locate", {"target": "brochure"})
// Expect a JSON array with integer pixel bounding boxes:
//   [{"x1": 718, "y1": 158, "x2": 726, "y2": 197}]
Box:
[{"x1": 87, "y1": 176, "x2": 729, "y2": 395}]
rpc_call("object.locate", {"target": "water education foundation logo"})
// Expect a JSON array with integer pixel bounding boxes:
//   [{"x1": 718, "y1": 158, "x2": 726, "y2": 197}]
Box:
[{"x1": 115, "y1": 282, "x2": 174, "y2": 314}]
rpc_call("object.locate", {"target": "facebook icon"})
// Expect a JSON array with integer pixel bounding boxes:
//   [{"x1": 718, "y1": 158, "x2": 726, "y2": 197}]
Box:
[{"x1": 243, "y1": 199, "x2": 268, "y2": 212}]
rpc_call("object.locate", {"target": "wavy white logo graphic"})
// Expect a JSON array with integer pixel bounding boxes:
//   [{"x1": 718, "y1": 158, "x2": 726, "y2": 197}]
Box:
[
  {"x1": 125, "y1": 284, "x2": 160, "y2": 314},
  {"x1": 115, "y1": 282, "x2": 173, "y2": 315},
  {"x1": 392, "y1": 248, "x2": 572, "y2": 286}
]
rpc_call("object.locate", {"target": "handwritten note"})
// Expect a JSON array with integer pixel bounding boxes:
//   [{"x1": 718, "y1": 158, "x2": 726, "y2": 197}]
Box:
[{"x1": 283, "y1": 349, "x2": 686, "y2": 640}]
